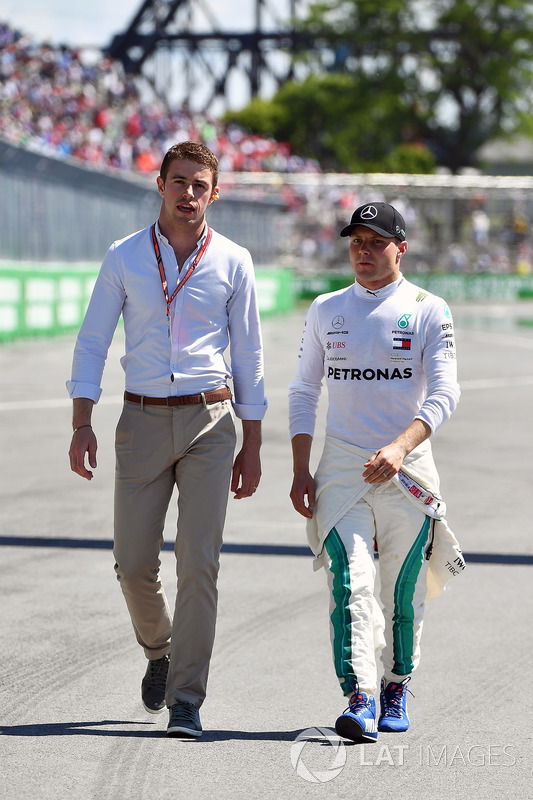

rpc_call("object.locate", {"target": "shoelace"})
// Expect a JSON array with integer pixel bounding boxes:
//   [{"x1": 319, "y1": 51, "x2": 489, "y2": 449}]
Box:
[
  {"x1": 345, "y1": 692, "x2": 371, "y2": 713},
  {"x1": 343, "y1": 680, "x2": 372, "y2": 713},
  {"x1": 146, "y1": 655, "x2": 169, "y2": 691},
  {"x1": 171, "y1": 700, "x2": 198, "y2": 721},
  {"x1": 383, "y1": 681, "x2": 413, "y2": 717}
]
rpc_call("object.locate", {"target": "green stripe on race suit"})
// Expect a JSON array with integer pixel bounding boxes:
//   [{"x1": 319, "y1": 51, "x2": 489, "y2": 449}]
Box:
[
  {"x1": 325, "y1": 527, "x2": 354, "y2": 696},
  {"x1": 392, "y1": 516, "x2": 431, "y2": 676}
]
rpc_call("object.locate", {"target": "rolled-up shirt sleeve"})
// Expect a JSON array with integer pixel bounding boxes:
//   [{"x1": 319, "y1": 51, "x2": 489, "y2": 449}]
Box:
[
  {"x1": 66, "y1": 245, "x2": 125, "y2": 403},
  {"x1": 227, "y1": 252, "x2": 267, "y2": 420}
]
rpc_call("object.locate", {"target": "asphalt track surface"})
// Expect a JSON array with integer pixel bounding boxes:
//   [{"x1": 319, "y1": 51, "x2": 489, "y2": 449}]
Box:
[{"x1": 1, "y1": 299, "x2": 532, "y2": 800}]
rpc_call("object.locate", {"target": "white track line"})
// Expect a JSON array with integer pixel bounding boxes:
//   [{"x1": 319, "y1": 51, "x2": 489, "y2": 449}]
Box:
[
  {"x1": 0, "y1": 378, "x2": 531, "y2": 413},
  {"x1": 460, "y1": 330, "x2": 533, "y2": 349},
  {"x1": 460, "y1": 376, "x2": 533, "y2": 390},
  {"x1": 0, "y1": 394, "x2": 124, "y2": 412}
]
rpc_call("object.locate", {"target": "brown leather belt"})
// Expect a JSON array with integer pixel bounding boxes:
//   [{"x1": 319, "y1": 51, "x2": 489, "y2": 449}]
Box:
[{"x1": 124, "y1": 388, "x2": 232, "y2": 406}]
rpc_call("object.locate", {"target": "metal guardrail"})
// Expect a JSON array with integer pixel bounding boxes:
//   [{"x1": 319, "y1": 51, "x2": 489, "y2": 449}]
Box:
[
  {"x1": 0, "y1": 138, "x2": 285, "y2": 264},
  {"x1": 222, "y1": 170, "x2": 533, "y2": 194},
  {"x1": 2, "y1": 137, "x2": 533, "y2": 275}
]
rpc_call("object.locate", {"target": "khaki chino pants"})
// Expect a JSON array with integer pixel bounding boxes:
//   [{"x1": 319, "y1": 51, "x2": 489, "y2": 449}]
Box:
[{"x1": 113, "y1": 397, "x2": 236, "y2": 708}]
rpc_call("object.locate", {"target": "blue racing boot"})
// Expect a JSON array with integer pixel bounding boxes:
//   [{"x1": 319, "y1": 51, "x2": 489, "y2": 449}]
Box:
[
  {"x1": 335, "y1": 688, "x2": 378, "y2": 743},
  {"x1": 378, "y1": 677, "x2": 411, "y2": 732}
]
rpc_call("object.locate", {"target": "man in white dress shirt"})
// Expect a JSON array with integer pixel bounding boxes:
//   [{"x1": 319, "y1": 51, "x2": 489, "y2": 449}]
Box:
[{"x1": 68, "y1": 141, "x2": 267, "y2": 738}]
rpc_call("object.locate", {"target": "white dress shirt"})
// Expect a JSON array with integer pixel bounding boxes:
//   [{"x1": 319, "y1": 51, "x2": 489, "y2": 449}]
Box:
[{"x1": 67, "y1": 222, "x2": 267, "y2": 420}]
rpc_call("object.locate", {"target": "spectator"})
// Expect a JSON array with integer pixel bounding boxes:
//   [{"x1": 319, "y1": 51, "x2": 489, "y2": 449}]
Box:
[{"x1": 0, "y1": 20, "x2": 321, "y2": 176}]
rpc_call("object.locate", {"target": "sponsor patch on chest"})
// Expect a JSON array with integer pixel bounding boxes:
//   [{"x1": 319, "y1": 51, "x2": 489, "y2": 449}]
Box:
[{"x1": 392, "y1": 337, "x2": 411, "y2": 350}]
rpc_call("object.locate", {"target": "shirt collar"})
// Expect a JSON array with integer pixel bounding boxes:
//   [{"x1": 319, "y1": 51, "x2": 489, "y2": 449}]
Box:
[
  {"x1": 154, "y1": 221, "x2": 209, "y2": 248},
  {"x1": 354, "y1": 272, "x2": 404, "y2": 300}
]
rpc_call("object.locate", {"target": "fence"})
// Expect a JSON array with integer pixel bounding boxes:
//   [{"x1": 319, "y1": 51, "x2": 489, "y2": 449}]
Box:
[
  {"x1": 3, "y1": 139, "x2": 533, "y2": 343},
  {"x1": 0, "y1": 138, "x2": 284, "y2": 265},
  {"x1": 220, "y1": 171, "x2": 533, "y2": 276},
  {"x1": 4, "y1": 136, "x2": 533, "y2": 273}
]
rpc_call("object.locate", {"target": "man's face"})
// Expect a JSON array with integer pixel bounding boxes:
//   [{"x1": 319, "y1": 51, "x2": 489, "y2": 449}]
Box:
[
  {"x1": 348, "y1": 225, "x2": 407, "y2": 290},
  {"x1": 157, "y1": 158, "x2": 217, "y2": 230}
]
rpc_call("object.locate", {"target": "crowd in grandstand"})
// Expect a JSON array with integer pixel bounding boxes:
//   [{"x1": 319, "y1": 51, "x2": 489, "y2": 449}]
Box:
[
  {"x1": 0, "y1": 20, "x2": 320, "y2": 176},
  {"x1": 1, "y1": 19, "x2": 532, "y2": 274}
]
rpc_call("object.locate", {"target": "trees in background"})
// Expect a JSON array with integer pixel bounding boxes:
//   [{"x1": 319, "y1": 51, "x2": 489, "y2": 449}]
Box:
[{"x1": 225, "y1": 0, "x2": 533, "y2": 173}]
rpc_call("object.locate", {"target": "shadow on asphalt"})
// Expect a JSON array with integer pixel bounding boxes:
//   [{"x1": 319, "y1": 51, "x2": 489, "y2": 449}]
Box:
[
  {"x1": 0, "y1": 535, "x2": 532, "y2": 564},
  {"x1": 0, "y1": 721, "x2": 305, "y2": 741}
]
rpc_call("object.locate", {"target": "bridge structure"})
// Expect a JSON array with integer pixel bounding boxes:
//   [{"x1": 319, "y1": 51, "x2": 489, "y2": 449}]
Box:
[{"x1": 105, "y1": 0, "x2": 312, "y2": 113}]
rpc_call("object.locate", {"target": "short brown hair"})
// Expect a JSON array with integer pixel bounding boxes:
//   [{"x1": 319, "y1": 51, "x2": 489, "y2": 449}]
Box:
[{"x1": 159, "y1": 141, "x2": 219, "y2": 187}]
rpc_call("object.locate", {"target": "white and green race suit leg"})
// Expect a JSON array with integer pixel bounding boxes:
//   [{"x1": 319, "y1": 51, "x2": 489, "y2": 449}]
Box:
[{"x1": 323, "y1": 480, "x2": 431, "y2": 698}]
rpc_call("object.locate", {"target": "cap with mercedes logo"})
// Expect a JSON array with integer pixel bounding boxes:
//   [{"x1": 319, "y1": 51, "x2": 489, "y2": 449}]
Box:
[{"x1": 340, "y1": 202, "x2": 407, "y2": 241}]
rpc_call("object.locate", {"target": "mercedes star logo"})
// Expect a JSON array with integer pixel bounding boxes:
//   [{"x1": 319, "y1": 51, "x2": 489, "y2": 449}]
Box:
[
  {"x1": 360, "y1": 205, "x2": 378, "y2": 220},
  {"x1": 331, "y1": 315, "x2": 344, "y2": 329}
]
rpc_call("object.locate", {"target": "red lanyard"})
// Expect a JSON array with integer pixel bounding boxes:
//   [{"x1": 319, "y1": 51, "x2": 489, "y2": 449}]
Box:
[{"x1": 151, "y1": 223, "x2": 212, "y2": 317}]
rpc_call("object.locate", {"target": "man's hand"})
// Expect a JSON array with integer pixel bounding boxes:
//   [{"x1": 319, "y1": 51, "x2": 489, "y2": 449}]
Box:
[
  {"x1": 290, "y1": 469, "x2": 316, "y2": 519},
  {"x1": 231, "y1": 419, "x2": 262, "y2": 499},
  {"x1": 362, "y1": 442, "x2": 405, "y2": 484},
  {"x1": 231, "y1": 446, "x2": 261, "y2": 499},
  {"x1": 290, "y1": 433, "x2": 315, "y2": 518},
  {"x1": 69, "y1": 397, "x2": 97, "y2": 480},
  {"x1": 69, "y1": 426, "x2": 98, "y2": 480},
  {"x1": 363, "y1": 419, "x2": 432, "y2": 483}
]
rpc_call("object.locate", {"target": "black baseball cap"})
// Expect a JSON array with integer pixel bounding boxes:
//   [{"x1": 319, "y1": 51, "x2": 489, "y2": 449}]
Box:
[{"x1": 340, "y1": 202, "x2": 407, "y2": 241}]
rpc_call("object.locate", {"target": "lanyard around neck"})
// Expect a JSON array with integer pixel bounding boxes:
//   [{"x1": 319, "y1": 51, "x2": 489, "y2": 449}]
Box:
[{"x1": 151, "y1": 223, "x2": 212, "y2": 317}]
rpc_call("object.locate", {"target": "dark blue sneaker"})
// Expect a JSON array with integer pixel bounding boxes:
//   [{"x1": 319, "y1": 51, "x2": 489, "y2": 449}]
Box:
[
  {"x1": 141, "y1": 654, "x2": 170, "y2": 714},
  {"x1": 335, "y1": 690, "x2": 378, "y2": 743},
  {"x1": 167, "y1": 700, "x2": 203, "y2": 738},
  {"x1": 378, "y1": 677, "x2": 411, "y2": 732}
]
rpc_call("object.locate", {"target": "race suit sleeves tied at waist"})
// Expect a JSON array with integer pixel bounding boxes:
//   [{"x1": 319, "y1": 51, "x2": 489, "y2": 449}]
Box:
[{"x1": 307, "y1": 436, "x2": 465, "y2": 600}]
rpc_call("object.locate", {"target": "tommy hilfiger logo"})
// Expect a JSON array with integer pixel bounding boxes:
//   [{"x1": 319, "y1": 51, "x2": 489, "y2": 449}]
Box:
[{"x1": 393, "y1": 338, "x2": 411, "y2": 350}]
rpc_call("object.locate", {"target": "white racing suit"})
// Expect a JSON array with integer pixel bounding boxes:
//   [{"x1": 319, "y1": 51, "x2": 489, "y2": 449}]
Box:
[
  {"x1": 308, "y1": 436, "x2": 464, "y2": 697},
  {"x1": 289, "y1": 274, "x2": 464, "y2": 698}
]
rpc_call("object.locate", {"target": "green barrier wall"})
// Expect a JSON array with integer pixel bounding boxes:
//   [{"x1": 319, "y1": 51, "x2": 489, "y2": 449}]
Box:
[
  {"x1": 294, "y1": 272, "x2": 533, "y2": 302},
  {"x1": 0, "y1": 263, "x2": 98, "y2": 342},
  {"x1": 0, "y1": 262, "x2": 295, "y2": 342},
  {"x1": 2, "y1": 264, "x2": 532, "y2": 343},
  {"x1": 255, "y1": 268, "x2": 295, "y2": 315}
]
